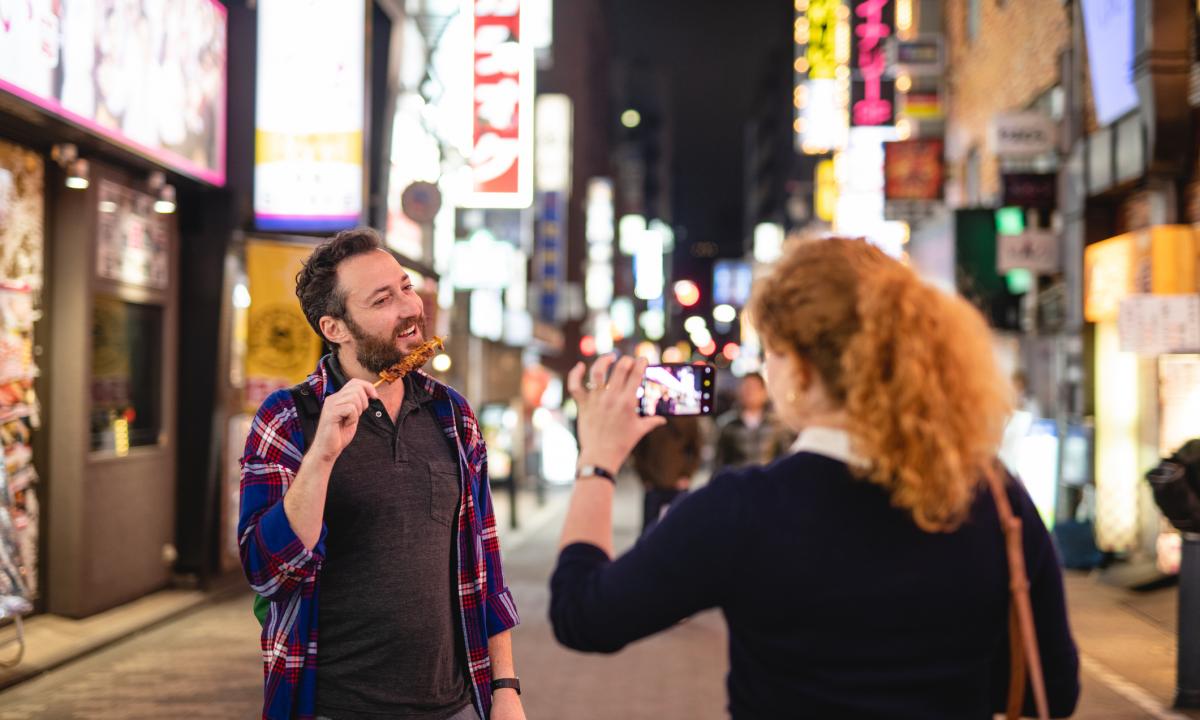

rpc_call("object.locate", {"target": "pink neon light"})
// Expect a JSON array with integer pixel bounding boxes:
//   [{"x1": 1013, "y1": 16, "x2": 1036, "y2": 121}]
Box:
[{"x1": 852, "y1": 0, "x2": 893, "y2": 127}]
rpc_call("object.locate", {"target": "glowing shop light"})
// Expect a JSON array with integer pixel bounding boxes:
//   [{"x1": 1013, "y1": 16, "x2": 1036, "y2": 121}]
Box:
[{"x1": 673, "y1": 280, "x2": 701, "y2": 307}]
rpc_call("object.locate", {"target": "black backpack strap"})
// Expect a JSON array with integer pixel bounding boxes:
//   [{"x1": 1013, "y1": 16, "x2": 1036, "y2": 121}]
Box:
[{"x1": 288, "y1": 382, "x2": 322, "y2": 452}]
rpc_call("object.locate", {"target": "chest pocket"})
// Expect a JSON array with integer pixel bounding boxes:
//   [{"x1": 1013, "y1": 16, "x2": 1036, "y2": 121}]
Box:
[{"x1": 429, "y1": 460, "x2": 461, "y2": 528}]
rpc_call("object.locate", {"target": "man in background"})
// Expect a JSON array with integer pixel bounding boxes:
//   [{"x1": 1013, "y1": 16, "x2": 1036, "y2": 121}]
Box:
[{"x1": 713, "y1": 372, "x2": 794, "y2": 471}]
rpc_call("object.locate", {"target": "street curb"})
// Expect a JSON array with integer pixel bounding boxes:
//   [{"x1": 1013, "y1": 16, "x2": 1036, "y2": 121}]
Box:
[{"x1": 0, "y1": 575, "x2": 249, "y2": 692}]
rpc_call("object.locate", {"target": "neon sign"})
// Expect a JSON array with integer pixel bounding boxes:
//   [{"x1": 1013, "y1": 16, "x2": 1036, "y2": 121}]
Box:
[
  {"x1": 850, "y1": 0, "x2": 896, "y2": 127},
  {"x1": 794, "y1": 0, "x2": 851, "y2": 153}
]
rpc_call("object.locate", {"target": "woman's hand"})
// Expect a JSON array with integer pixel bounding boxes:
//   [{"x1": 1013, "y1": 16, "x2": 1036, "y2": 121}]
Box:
[{"x1": 567, "y1": 354, "x2": 667, "y2": 474}]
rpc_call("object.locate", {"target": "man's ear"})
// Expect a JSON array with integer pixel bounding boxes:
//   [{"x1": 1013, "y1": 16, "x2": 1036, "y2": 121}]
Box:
[{"x1": 319, "y1": 315, "x2": 349, "y2": 346}]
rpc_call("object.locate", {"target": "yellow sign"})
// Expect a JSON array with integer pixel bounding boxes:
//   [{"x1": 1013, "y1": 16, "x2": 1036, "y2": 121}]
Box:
[
  {"x1": 815, "y1": 159, "x2": 837, "y2": 222},
  {"x1": 1085, "y1": 226, "x2": 1200, "y2": 322},
  {"x1": 245, "y1": 240, "x2": 324, "y2": 410},
  {"x1": 804, "y1": 0, "x2": 841, "y2": 80},
  {"x1": 1084, "y1": 233, "x2": 1134, "y2": 322}
]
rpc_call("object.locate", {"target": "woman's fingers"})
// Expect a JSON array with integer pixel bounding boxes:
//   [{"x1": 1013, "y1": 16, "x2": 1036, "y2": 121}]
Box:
[
  {"x1": 638, "y1": 415, "x2": 668, "y2": 435},
  {"x1": 620, "y1": 357, "x2": 648, "y2": 395},
  {"x1": 589, "y1": 354, "x2": 616, "y2": 391},
  {"x1": 566, "y1": 361, "x2": 587, "y2": 403},
  {"x1": 608, "y1": 355, "x2": 636, "y2": 392}
]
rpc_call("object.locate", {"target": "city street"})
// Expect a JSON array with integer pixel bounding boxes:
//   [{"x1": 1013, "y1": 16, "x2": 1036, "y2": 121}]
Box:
[{"x1": 0, "y1": 482, "x2": 1195, "y2": 720}]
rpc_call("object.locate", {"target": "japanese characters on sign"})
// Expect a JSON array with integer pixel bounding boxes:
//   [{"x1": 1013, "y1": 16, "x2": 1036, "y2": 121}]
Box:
[
  {"x1": 464, "y1": 0, "x2": 534, "y2": 209},
  {"x1": 850, "y1": 0, "x2": 896, "y2": 127}
]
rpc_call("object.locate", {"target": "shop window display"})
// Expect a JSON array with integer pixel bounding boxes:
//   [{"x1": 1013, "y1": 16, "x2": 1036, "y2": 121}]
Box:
[
  {"x1": 90, "y1": 296, "x2": 164, "y2": 453},
  {"x1": 0, "y1": 140, "x2": 44, "y2": 615}
]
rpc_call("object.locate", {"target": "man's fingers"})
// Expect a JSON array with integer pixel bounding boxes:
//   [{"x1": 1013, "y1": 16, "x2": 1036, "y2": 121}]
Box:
[{"x1": 346, "y1": 378, "x2": 379, "y2": 401}]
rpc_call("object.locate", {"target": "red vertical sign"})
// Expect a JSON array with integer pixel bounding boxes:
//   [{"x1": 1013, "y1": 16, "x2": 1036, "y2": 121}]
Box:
[{"x1": 471, "y1": 0, "x2": 528, "y2": 205}]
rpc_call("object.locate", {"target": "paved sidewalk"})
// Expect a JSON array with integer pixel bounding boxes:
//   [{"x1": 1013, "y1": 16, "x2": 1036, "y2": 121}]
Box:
[{"x1": 0, "y1": 479, "x2": 1196, "y2": 718}]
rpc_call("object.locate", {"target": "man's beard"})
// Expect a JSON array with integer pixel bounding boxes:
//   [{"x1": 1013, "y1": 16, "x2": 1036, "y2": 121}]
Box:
[{"x1": 343, "y1": 314, "x2": 426, "y2": 374}]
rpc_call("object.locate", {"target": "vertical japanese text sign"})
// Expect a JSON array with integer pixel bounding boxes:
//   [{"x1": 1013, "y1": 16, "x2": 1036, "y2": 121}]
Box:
[
  {"x1": 466, "y1": 0, "x2": 534, "y2": 208},
  {"x1": 850, "y1": 0, "x2": 896, "y2": 127}
]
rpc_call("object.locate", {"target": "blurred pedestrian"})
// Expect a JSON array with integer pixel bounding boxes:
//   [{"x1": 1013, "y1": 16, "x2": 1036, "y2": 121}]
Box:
[
  {"x1": 712, "y1": 372, "x2": 794, "y2": 470},
  {"x1": 239, "y1": 228, "x2": 524, "y2": 720},
  {"x1": 631, "y1": 416, "x2": 702, "y2": 534},
  {"x1": 550, "y1": 237, "x2": 1079, "y2": 718}
]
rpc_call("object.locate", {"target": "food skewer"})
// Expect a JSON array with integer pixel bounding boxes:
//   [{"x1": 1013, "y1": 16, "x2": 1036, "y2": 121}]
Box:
[{"x1": 372, "y1": 336, "x2": 445, "y2": 387}]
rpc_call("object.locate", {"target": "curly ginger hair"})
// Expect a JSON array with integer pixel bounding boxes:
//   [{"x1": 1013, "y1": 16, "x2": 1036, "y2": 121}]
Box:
[{"x1": 747, "y1": 237, "x2": 1012, "y2": 532}]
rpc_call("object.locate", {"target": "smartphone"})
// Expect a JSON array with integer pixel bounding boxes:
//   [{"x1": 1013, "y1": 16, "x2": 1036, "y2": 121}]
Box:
[{"x1": 636, "y1": 363, "x2": 716, "y2": 417}]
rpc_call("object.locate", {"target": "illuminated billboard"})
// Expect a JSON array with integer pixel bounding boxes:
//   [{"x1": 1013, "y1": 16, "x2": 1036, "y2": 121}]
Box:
[
  {"x1": 255, "y1": 0, "x2": 365, "y2": 232},
  {"x1": 0, "y1": 0, "x2": 228, "y2": 186},
  {"x1": 793, "y1": 0, "x2": 850, "y2": 154}
]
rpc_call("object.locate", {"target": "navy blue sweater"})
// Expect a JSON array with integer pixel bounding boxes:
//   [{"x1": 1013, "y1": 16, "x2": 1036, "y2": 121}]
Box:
[{"x1": 550, "y1": 452, "x2": 1080, "y2": 719}]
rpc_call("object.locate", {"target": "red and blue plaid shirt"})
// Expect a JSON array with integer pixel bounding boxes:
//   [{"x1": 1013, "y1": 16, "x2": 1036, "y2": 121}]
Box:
[{"x1": 238, "y1": 357, "x2": 520, "y2": 719}]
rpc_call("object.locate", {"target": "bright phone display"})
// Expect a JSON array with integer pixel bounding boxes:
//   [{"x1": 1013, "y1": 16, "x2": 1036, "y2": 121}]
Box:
[{"x1": 636, "y1": 363, "x2": 715, "y2": 417}]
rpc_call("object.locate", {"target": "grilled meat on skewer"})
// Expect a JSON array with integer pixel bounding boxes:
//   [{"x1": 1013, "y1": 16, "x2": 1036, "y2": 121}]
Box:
[{"x1": 373, "y1": 336, "x2": 445, "y2": 387}]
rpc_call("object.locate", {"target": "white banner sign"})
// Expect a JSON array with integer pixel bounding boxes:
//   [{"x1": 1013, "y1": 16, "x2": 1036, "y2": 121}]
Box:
[
  {"x1": 997, "y1": 230, "x2": 1059, "y2": 274},
  {"x1": 535, "y1": 94, "x2": 572, "y2": 194},
  {"x1": 255, "y1": 0, "x2": 364, "y2": 231},
  {"x1": 1118, "y1": 294, "x2": 1200, "y2": 355},
  {"x1": 991, "y1": 112, "x2": 1057, "y2": 157}
]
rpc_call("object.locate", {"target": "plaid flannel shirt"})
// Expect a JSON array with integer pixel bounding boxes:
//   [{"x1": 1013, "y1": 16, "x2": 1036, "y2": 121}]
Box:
[{"x1": 238, "y1": 357, "x2": 520, "y2": 720}]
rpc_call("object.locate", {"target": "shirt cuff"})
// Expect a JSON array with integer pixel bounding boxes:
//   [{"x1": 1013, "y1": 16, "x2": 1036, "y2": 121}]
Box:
[
  {"x1": 255, "y1": 499, "x2": 326, "y2": 574},
  {"x1": 485, "y1": 586, "x2": 521, "y2": 637}
]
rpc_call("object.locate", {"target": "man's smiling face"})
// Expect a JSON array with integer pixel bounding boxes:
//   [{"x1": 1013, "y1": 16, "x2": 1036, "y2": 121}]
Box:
[{"x1": 330, "y1": 249, "x2": 426, "y2": 374}]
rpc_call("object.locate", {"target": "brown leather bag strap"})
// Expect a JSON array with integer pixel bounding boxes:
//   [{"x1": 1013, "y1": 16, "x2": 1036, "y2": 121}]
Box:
[{"x1": 986, "y1": 465, "x2": 1050, "y2": 720}]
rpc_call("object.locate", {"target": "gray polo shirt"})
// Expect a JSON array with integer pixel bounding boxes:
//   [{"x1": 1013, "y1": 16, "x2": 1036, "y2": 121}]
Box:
[{"x1": 316, "y1": 366, "x2": 471, "y2": 719}]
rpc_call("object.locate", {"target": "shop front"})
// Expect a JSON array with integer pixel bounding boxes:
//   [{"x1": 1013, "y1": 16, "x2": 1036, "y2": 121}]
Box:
[
  {"x1": 1084, "y1": 226, "x2": 1200, "y2": 567},
  {"x1": 0, "y1": 0, "x2": 228, "y2": 617}
]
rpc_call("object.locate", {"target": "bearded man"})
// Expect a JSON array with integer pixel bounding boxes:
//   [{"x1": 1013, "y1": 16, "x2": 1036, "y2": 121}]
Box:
[{"x1": 238, "y1": 228, "x2": 524, "y2": 720}]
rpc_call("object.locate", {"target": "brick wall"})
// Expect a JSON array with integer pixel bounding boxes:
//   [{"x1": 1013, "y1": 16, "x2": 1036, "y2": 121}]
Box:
[{"x1": 943, "y1": 0, "x2": 1070, "y2": 204}]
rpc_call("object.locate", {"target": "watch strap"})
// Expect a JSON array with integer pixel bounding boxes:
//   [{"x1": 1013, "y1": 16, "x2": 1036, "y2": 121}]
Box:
[
  {"x1": 576, "y1": 464, "x2": 616, "y2": 483},
  {"x1": 491, "y1": 677, "x2": 521, "y2": 695}
]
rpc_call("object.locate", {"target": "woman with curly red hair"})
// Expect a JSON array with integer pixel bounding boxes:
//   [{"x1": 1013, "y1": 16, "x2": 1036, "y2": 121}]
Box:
[{"x1": 550, "y1": 237, "x2": 1079, "y2": 718}]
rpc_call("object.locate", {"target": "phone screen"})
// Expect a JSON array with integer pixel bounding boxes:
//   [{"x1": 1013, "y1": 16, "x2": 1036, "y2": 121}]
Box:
[{"x1": 636, "y1": 363, "x2": 715, "y2": 417}]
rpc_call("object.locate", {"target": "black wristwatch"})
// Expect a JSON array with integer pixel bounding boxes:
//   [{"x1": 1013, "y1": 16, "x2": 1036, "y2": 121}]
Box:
[
  {"x1": 491, "y1": 677, "x2": 521, "y2": 695},
  {"x1": 576, "y1": 464, "x2": 616, "y2": 484}
]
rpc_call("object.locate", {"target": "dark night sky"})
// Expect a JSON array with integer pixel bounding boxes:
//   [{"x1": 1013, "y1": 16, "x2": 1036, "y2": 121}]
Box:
[{"x1": 608, "y1": 0, "x2": 792, "y2": 267}]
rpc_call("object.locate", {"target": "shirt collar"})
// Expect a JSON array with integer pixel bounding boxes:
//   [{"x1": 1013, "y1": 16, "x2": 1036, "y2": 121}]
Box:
[
  {"x1": 403, "y1": 372, "x2": 434, "y2": 405},
  {"x1": 790, "y1": 426, "x2": 868, "y2": 468},
  {"x1": 325, "y1": 354, "x2": 348, "y2": 391}
]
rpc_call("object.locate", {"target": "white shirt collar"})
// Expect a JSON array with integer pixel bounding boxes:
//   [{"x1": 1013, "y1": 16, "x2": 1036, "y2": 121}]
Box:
[{"x1": 789, "y1": 426, "x2": 868, "y2": 467}]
